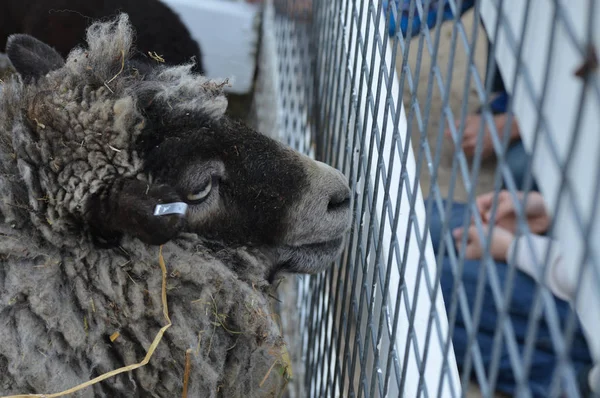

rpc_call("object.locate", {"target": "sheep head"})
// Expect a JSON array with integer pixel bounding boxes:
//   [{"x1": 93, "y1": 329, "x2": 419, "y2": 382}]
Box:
[{"x1": 0, "y1": 14, "x2": 352, "y2": 277}]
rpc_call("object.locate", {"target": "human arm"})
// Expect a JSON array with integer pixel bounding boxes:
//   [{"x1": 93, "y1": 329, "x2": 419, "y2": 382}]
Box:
[
  {"x1": 506, "y1": 234, "x2": 572, "y2": 301},
  {"x1": 445, "y1": 113, "x2": 521, "y2": 158},
  {"x1": 455, "y1": 227, "x2": 582, "y2": 308},
  {"x1": 452, "y1": 223, "x2": 514, "y2": 262},
  {"x1": 475, "y1": 190, "x2": 550, "y2": 234}
]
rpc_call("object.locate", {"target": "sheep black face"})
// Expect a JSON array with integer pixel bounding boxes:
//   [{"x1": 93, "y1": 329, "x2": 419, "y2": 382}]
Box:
[
  {"x1": 139, "y1": 116, "x2": 352, "y2": 275},
  {"x1": 2, "y1": 15, "x2": 352, "y2": 276}
]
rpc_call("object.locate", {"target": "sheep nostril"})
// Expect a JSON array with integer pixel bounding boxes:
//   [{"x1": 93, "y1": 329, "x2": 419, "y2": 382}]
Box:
[{"x1": 327, "y1": 190, "x2": 351, "y2": 212}]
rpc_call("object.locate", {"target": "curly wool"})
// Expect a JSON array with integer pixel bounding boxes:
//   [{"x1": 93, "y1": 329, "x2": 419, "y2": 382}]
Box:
[
  {"x1": 0, "y1": 13, "x2": 228, "y2": 248},
  {"x1": 0, "y1": 230, "x2": 289, "y2": 397},
  {"x1": 0, "y1": 14, "x2": 290, "y2": 397},
  {"x1": 0, "y1": 53, "x2": 13, "y2": 81}
]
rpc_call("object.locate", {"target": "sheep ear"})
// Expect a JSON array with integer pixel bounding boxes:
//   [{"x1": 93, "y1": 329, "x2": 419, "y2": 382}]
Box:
[{"x1": 6, "y1": 34, "x2": 65, "y2": 81}]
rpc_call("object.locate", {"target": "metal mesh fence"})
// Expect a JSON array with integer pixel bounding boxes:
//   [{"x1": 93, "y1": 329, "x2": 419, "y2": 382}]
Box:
[{"x1": 268, "y1": 0, "x2": 600, "y2": 397}]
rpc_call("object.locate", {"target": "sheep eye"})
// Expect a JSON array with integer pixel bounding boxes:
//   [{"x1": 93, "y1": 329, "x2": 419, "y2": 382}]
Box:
[{"x1": 186, "y1": 178, "x2": 213, "y2": 204}]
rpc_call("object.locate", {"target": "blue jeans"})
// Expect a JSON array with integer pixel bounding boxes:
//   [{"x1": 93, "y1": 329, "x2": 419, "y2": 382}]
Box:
[
  {"x1": 426, "y1": 199, "x2": 592, "y2": 397},
  {"x1": 486, "y1": 92, "x2": 539, "y2": 192},
  {"x1": 505, "y1": 139, "x2": 539, "y2": 192}
]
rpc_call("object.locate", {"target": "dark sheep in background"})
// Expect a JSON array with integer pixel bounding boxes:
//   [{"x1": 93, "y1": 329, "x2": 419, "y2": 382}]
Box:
[
  {"x1": 1, "y1": 0, "x2": 205, "y2": 74},
  {"x1": 0, "y1": 13, "x2": 351, "y2": 397}
]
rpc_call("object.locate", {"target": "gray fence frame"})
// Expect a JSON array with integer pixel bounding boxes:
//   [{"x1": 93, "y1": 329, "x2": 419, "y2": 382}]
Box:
[{"x1": 260, "y1": 0, "x2": 600, "y2": 397}]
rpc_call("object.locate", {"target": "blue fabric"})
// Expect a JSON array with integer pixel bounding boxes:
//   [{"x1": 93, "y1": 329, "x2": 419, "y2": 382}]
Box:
[
  {"x1": 382, "y1": 0, "x2": 476, "y2": 37},
  {"x1": 504, "y1": 140, "x2": 539, "y2": 192},
  {"x1": 381, "y1": 0, "x2": 537, "y2": 192},
  {"x1": 425, "y1": 198, "x2": 593, "y2": 397},
  {"x1": 480, "y1": 91, "x2": 539, "y2": 192},
  {"x1": 381, "y1": 1, "x2": 538, "y2": 192},
  {"x1": 488, "y1": 91, "x2": 509, "y2": 114}
]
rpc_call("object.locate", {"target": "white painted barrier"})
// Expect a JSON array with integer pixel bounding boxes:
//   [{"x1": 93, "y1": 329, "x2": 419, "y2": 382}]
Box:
[{"x1": 162, "y1": 0, "x2": 261, "y2": 94}]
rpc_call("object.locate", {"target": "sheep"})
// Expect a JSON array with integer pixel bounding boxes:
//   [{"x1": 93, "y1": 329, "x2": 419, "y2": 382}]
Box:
[
  {"x1": 0, "y1": 13, "x2": 352, "y2": 397},
  {"x1": 1, "y1": 0, "x2": 204, "y2": 74},
  {"x1": 0, "y1": 54, "x2": 14, "y2": 83}
]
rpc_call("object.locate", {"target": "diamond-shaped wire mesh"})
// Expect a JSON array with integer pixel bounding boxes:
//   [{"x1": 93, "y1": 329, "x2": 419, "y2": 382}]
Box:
[{"x1": 268, "y1": 0, "x2": 600, "y2": 397}]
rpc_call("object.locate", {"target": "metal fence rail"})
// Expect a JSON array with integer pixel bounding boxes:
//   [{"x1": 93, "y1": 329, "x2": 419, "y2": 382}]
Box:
[{"x1": 268, "y1": 0, "x2": 600, "y2": 397}]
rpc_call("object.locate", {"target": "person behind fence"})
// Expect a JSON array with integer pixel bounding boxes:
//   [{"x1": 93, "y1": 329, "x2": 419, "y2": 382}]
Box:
[
  {"x1": 383, "y1": 0, "x2": 539, "y2": 192},
  {"x1": 425, "y1": 190, "x2": 597, "y2": 397}
]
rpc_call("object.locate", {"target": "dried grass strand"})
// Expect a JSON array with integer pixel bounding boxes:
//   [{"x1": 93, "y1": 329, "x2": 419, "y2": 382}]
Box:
[
  {"x1": 181, "y1": 349, "x2": 193, "y2": 398},
  {"x1": 104, "y1": 49, "x2": 126, "y2": 93},
  {"x1": 259, "y1": 360, "x2": 278, "y2": 388},
  {"x1": 1, "y1": 246, "x2": 172, "y2": 398}
]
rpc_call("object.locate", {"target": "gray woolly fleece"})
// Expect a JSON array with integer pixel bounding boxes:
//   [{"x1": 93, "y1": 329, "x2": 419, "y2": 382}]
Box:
[
  {"x1": 0, "y1": 14, "x2": 227, "y2": 248},
  {"x1": 0, "y1": 14, "x2": 289, "y2": 397},
  {"x1": 0, "y1": 54, "x2": 14, "y2": 82}
]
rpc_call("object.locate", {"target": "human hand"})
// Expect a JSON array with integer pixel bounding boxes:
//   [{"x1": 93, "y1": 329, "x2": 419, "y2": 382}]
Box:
[
  {"x1": 476, "y1": 190, "x2": 550, "y2": 234},
  {"x1": 444, "y1": 113, "x2": 520, "y2": 159},
  {"x1": 452, "y1": 224, "x2": 514, "y2": 262}
]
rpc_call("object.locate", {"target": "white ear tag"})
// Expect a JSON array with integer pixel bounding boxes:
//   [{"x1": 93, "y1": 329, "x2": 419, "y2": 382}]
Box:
[{"x1": 153, "y1": 202, "x2": 188, "y2": 216}]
